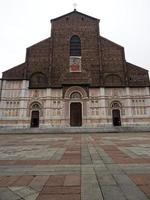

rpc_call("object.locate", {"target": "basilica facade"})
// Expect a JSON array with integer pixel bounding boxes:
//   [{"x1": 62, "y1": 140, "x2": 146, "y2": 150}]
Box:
[{"x1": 0, "y1": 10, "x2": 150, "y2": 129}]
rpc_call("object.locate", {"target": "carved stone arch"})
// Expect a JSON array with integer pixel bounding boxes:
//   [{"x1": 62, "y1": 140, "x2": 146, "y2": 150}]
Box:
[
  {"x1": 110, "y1": 101, "x2": 122, "y2": 109},
  {"x1": 104, "y1": 74, "x2": 122, "y2": 86},
  {"x1": 29, "y1": 101, "x2": 43, "y2": 110},
  {"x1": 29, "y1": 100, "x2": 43, "y2": 117},
  {"x1": 64, "y1": 86, "x2": 87, "y2": 99},
  {"x1": 29, "y1": 72, "x2": 48, "y2": 88},
  {"x1": 70, "y1": 92, "x2": 82, "y2": 99}
]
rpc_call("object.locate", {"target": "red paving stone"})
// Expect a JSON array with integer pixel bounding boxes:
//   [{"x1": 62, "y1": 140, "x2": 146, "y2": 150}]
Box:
[
  {"x1": 102, "y1": 144, "x2": 150, "y2": 164},
  {"x1": 46, "y1": 175, "x2": 65, "y2": 186},
  {"x1": 140, "y1": 185, "x2": 150, "y2": 199},
  {"x1": 0, "y1": 134, "x2": 150, "y2": 200},
  {"x1": 0, "y1": 176, "x2": 20, "y2": 187},
  {"x1": 64, "y1": 175, "x2": 80, "y2": 186},
  {"x1": 0, "y1": 160, "x2": 16, "y2": 165},
  {"x1": 41, "y1": 186, "x2": 80, "y2": 194},
  {"x1": 37, "y1": 194, "x2": 80, "y2": 200},
  {"x1": 130, "y1": 175, "x2": 150, "y2": 186},
  {"x1": 0, "y1": 160, "x2": 59, "y2": 165},
  {"x1": 0, "y1": 159, "x2": 81, "y2": 166},
  {"x1": 11, "y1": 175, "x2": 34, "y2": 186},
  {"x1": 59, "y1": 159, "x2": 80, "y2": 165},
  {"x1": 129, "y1": 175, "x2": 150, "y2": 199}
]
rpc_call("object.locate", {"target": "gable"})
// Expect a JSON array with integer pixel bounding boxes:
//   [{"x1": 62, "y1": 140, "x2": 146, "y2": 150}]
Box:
[
  {"x1": 2, "y1": 63, "x2": 27, "y2": 80},
  {"x1": 26, "y1": 38, "x2": 51, "y2": 64},
  {"x1": 51, "y1": 10, "x2": 99, "y2": 22},
  {"x1": 126, "y1": 62, "x2": 149, "y2": 86}
]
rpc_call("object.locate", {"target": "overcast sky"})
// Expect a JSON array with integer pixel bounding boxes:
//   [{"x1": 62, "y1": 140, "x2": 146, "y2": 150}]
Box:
[{"x1": 0, "y1": 0, "x2": 150, "y2": 77}]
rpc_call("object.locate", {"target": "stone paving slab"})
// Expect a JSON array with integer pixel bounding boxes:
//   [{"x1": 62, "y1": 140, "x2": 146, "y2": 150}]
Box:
[{"x1": 0, "y1": 133, "x2": 150, "y2": 199}]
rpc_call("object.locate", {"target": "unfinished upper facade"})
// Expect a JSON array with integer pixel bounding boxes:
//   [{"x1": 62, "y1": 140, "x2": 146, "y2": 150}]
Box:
[{"x1": 0, "y1": 10, "x2": 150, "y2": 128}]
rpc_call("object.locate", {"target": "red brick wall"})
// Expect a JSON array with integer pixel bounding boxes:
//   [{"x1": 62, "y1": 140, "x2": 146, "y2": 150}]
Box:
[{"x1": 51, "y1": 12, "x2": 101, "y2": 87}]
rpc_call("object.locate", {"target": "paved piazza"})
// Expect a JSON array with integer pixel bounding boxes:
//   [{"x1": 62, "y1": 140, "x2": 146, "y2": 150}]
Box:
[{"x1": 0, "y1": 133, "x2": 150, "y2": 200}]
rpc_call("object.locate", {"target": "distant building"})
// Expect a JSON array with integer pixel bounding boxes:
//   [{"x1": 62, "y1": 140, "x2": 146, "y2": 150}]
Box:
[{"x1": 0, "y1": 10, "x2": 150, "y2": 128}]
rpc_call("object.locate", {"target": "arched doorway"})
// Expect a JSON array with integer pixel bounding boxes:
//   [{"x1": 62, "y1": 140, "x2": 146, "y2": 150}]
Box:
[
  {"x1": 31, "y1": 111, "x2": 39, "y2": 127},
  {"x1": 111, "y1": 101, "x2": 122, "y2": 126},
  {"x1": 70, "y1": 102, "x2": 82, "y2": 126},
  {"x1": 30, "y1": 102, "x2": 42, "y2": 128},
  {"x1": 64, "y1": 87, "x2": 87, "y2": 127},
  {"x1": 112, "y1": 109, "x2": 121, "y2": 126}
]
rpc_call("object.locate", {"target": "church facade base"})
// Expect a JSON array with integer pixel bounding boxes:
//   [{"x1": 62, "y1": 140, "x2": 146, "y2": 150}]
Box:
[
  {"x1": 0, "y1": 80, "x2": 150, "y2": 130},
  {"x1": 1, "y1": 125, "x2": 150, "y2": 134}
]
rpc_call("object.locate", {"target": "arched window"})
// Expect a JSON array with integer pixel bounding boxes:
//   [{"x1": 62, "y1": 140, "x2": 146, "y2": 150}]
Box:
[{"x1": 70, "y1": 35, "x2": 81, "y2": 56}]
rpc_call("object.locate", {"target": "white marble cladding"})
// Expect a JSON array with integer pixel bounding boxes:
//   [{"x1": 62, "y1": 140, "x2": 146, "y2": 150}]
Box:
[{"x1": 0, "y1": 80, "x2": 150, "y2": 128}]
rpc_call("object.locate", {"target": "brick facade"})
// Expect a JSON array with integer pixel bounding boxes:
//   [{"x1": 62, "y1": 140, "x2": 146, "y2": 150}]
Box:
[{"x1": 2, "y1": 10, "x2": 149, "y2": 87}]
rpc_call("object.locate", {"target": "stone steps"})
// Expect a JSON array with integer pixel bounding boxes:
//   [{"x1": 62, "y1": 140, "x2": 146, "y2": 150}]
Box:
[{"x1": 0, "y1": 126, "x2": 150, "y2": 134}]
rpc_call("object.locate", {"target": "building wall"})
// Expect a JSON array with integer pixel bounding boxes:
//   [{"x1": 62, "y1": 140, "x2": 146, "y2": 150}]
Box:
[
  {"x1": 51, "y1": 12, "x2": 100, "y2": 87},
  {"x1": 100, "y1": 37, "x2": 126, "y2": 86},
  {"x1": 2, "y1": 11, "x2": 149, "y2": 89},
  {"x1": 0, "y1": 80, "x2": 150, "y2": 128}
]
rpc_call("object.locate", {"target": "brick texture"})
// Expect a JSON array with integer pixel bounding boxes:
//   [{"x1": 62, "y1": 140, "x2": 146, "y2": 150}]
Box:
[{"x1": 2, "y1": 10, "x2": 149, "y2": 87}]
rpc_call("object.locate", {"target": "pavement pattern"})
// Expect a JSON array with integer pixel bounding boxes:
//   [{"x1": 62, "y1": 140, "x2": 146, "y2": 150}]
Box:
[{"x1": 0, "y1": 133, "x2": 150, "y2": 200}]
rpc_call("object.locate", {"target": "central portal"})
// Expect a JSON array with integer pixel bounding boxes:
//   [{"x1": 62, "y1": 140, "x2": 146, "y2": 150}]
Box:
[{"x1": 70, "y1": 102, "x2": 82, "y2": 126}]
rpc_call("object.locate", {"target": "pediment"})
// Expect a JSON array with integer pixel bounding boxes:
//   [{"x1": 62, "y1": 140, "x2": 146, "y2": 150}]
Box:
[{"x1": 51, "y1": 10, "x2": 99, "y2": 22}]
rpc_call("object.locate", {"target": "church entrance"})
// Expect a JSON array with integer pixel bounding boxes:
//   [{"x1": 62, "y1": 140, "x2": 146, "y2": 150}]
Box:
[
  {"x1": 112, "y1": 109, "x2": 121, "y2": 126},
  {"x1": 31, "y1": 111, "x2": 39, "y2": 127},
  {"x1": 70, "y1": 102, "x2": 82, "y2": 126}
]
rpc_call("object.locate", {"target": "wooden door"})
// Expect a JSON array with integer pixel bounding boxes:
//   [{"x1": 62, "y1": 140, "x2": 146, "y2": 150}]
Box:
[
  {"x1": 70, "y1": 102, "x2": 82, "y2": 126},
  {"x1": 31, "y1": 111, "x2": 39, "y2": 127},
  {"x1": 112, "y1": 109, "x2": 121, "y2": 126}
]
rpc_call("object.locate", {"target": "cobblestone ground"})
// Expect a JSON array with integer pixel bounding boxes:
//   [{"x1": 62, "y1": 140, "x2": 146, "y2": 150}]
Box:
[{"x1": 0, "y1": 133, "x2": 150, "y2": 200}]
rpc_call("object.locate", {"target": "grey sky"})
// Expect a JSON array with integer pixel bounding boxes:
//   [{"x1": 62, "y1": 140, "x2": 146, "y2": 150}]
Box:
[{"x1": 0, "y1": 0, "x2": 150, "y2": 77}]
